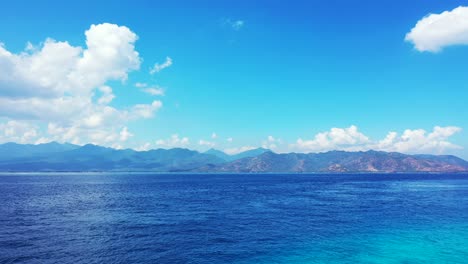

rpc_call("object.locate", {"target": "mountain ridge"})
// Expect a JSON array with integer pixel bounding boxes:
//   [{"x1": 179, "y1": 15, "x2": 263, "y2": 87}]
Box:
[
  {"x1": 202, "y1": 150, "x2": 468, "y2": 173},
  {"x1": 0, "y1": 142, "x2": 466, "y2": 173}
]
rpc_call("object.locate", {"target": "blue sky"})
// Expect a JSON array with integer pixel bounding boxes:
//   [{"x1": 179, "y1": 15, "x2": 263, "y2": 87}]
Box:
[{"x1": 0, "y1": 0, "x2": 467, "y2": 158}]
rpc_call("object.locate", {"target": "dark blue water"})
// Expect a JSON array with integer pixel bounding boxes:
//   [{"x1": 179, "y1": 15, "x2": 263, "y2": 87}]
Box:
[{"x1": 1, "y1": 173, "x2": 468, "y2": 263}]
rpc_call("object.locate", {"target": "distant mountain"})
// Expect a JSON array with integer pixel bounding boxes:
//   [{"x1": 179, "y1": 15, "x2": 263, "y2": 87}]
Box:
[
  {"x1": 204, "y1": 148, "x2": 269, "y2": 162},
  {"x1": 202, "y1": 150, "x2": 468, "y2": 173},
  {"x1": 0, "y1": 143, "x2": 224, "y2": 172},
  {"x1": 0, "y1": 142, "x2": 79, "y2": 160},
  {"x1": 204, "y1": 149, "x2": 231, "y2": 161},
  {"x1": 0, "y1": 143, "x2": 466, "y2": 173},
  {"x1": 232, "y1": 148, "x2": 270, "y2": 160}
]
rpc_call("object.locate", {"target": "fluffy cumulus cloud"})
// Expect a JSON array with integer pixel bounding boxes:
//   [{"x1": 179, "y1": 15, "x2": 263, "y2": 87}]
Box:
[
  {"x1": 374, "y1": 126, "x2": 462, "y2": 154},
  {"x1": 0, "y1": 23, "x2": 162, "y2": 146},
  {"x1": 405, "y1": 6, "x2": 468, "y2": 52},
  {"x1": 0, "y1": 23, "x2": 140, "y2": 99},
  {"x1": 292, "y1": 125, "x2": 462, "y2": 154},
  {"x1": 293, "y1": 126, "x2": 369, "y2": 152},
  {"x1": 155, "y1": 134, "x2": 189, "y2": 148},
  {"x1": 150, "y1": 57, "x2": 172, "y2": 74}
]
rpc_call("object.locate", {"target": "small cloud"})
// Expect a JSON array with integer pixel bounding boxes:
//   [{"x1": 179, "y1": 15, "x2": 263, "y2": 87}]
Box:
[
  {"x1": 150, "y1": 56, "x2": 172, "y2": 74},
  {"x1": 262, "y1": 135, "x2": 281, "y2": 150},
  {"x1": 231, "y1": 20, "x2": 244, "y2": 31},
  {"x1": 156, "y1": 134, "x2": 190, "y2": 148},
  {"x1": 227, "y1": 137, "x2": 233, "y2": 142},
  {"x1": 136, "y1": 83, "x2": 165, "y2": 96},
  {"x1": 224, "y1": 146, "x2": 255, "y2": 155},
  {"x1": 135, "y1": 142, "x2": 151, "y2": 151},
  {"x1": 223, "y1": 18, "x2": 245, "y2": 31},
  {"x1": 135, "y1": 82, "x2": 147, "y2": 88},
  {"x1": 143, "y1": 87, "x2": 165, "y2": 96},
  {"x1": 131, "y1": 100, "x2": 163, "y2": 119},
  {"x1": 199, "y1": 139, "x2": 216, "y2": 148},
  {"x1": 211, "y1": 132, "x2": 217, "y2": 139},
  {"x1": 262, "y1": 136, "x2": 283, "y2": 150},
  {"x1": 112, "y1": 143, "x2": 123, "y2": 150},
  {"x1": 405, "y1": 6, "x2": 468, "y2": 52}
]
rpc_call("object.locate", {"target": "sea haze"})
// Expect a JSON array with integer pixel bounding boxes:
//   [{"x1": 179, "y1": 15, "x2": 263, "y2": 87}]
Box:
[{"x1": 1, "y1": 173, "x2": 467, "y2": 263}]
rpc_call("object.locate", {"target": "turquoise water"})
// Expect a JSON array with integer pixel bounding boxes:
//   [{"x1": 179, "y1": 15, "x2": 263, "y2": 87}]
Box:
[
  {"x1": 0, "y1": 173, "x2": 467, "y2": 263},
  {"x1": 255, "y1": 224, "x2": 468, "y2": 263}
]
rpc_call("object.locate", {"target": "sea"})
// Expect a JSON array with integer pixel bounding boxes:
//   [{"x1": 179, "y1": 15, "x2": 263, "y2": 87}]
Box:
[{"x1": 0, "y1": 173, "x2": 467, "y2": 263}]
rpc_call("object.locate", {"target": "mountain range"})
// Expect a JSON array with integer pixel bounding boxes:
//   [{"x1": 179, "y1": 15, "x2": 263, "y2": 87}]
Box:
[{"x1": 0, "y1": 142, "x2": 467, "y2": 173}]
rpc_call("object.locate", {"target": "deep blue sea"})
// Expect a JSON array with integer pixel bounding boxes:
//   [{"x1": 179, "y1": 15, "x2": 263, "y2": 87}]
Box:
[{"x1": 1, "y1": 173, "x2": 468, "y2": 263}]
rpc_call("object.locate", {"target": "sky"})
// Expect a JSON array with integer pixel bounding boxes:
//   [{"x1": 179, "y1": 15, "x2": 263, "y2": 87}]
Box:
[{"x1": 0, "y1": 0, "x2": 468, "y2": 158}]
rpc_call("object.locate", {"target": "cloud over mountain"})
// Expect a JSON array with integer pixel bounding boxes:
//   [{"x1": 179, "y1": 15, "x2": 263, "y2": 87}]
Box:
[
  {"x1": 0, "y1": 23, "x2": 162, "y2": 147},
  {"x1": 292, "y1": 126, "x2": 462, "y2": 154}
]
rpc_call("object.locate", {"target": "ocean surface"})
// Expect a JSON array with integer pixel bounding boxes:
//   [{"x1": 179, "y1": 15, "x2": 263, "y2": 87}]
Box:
[{"x1": 1, "y1": 173, "x2": 467, "y2": 264}]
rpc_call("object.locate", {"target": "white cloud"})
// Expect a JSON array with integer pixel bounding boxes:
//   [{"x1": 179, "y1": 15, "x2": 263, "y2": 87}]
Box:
[
  {"x1": 262, "y1": 135, "x2": 282, "y2": 150},
  {"x1": 131, "y1": 100, "x2": 163, "y2": 119},
  {"x1": 223, "y1": 19, "x2": 245, "y2": 31},
  {"x1": 405, "y1": 6, "x2": 468, "y2": 52},
  {"x1": 156, "y1": 134, "x2": 189, "y2": 148},
  {"x1": 227, "y1": 137, "x2": 233, "y2": 142},
  {"x1": 41, "y1": 121, "x2": 137, "y2": 146},
  {"x1": 135, "y1": 82, "x2": 147, "y2": 88},
  {"x1": 293, "y1": 125, "x2": 369, "y2": 152},
  {"x1": 150, "y1": 56, "x2": 172, "y2": 74},
  {"x1": 374, "y1": 126, "x2": 462, "y2": 154},
  {"x1": 199, "y1": 139, "x2": 216, "y2": 148},
  {"x1": 224, "y1": 146, "x2": 255, "y2": 155},
  {"x1": 143, "y1": 87, "x2": 165, "y2": 96},
  {"x1": 292, "y1": 125, "x2": 462, "y2": 154},
  {"x1": 97, "y1": 85, "x2": 115, "y2": 104},
  {"x1": 0, "y1": 120, "x2": 39, "y2": 144},
  {"x1": 0, "y1": 23, "x2": 163, "y2": 147},
  {"x1": 0, "y1": 23, "x2": 140, "y2": 99},
  {"x1": 195, "y1": 133, "x2": 218, "y2": 148},
  {"x1": 135, "y1": 142, "x2": 151, "y2": 151},
  {"x1": 119, "y1": 127, "x2": 133, "y2": 142},
  {"x1": 135, "y1": 82, "x2": 165, "y2": 96}
]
